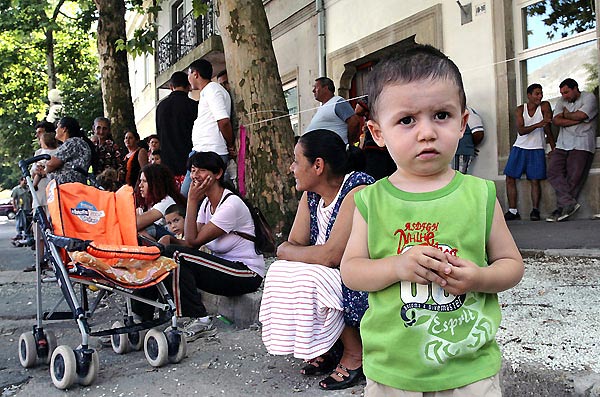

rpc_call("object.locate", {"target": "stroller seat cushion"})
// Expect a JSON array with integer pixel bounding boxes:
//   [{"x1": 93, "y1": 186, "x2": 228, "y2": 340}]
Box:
[
  {"x1": 70, "y1": 251, "x2": 177, "y2": 286},
  {"x1": 86, "y1": 242, "x2": 161, "y2": 260}
]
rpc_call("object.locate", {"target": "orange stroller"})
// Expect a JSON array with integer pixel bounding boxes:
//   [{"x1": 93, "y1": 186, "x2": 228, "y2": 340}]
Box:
[{"x1": 16, "y1": 155, "x2": 186, "y2": 390}]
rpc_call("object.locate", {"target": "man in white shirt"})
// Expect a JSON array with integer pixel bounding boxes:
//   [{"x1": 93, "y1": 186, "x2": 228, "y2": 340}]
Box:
[
  {"x1": 305, "y1": 77, "x2": 360, "y2": 145},
  {"x1": 181, "y1": 59, "x2": 235, "y2": 195},
  {"x1": 546, "y1": 78, "x2": 598, "y2": 222}
]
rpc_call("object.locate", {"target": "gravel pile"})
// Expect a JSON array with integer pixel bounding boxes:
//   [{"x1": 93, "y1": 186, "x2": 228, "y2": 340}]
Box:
[{"x1": 497, "y1": 255, "x2": 599, "y2": 373}]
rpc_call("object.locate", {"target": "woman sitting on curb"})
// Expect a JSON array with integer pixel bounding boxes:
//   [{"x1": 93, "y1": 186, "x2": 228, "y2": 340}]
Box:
[
  {"x1": 259, "y1": 130, "x2": 374, "y2": 390},
  {"x1": 164, "y1": 151, "x2": 265, "y2": 341}
]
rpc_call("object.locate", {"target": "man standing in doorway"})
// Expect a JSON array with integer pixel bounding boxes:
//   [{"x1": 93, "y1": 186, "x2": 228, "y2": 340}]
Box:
[
  {"x1": 156, "y1": 71, "x2": 198, "y2": 185},
  {"x1": 183, "y1": 59, "x2": 234, "y2": 195},
  {"x1": 546, "y1": 78, "x2": 598, "y2": 222},
  {"x1": 305, "y1": 77, "x2": 360, "y2": 145}
]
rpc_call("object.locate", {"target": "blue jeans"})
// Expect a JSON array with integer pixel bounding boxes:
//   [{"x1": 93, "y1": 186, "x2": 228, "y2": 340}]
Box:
[{"x1": 180, "y1": 151, "x2": 231, "y2": 197}]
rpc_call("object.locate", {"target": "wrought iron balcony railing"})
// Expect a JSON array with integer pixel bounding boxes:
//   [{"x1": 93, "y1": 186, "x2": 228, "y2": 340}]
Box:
[{"x1": 157, "y1": 5, "x2": 218, "y2": 74}]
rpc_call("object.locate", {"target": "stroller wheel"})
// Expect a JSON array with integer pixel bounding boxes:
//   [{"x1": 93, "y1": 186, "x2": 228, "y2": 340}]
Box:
[
  {"x1": 44, "y1": 330, "x2": 57, "y2": 365},
  {"x1": 128, "y1": 329, "x2": 145, "y2": 351},
  {"x1": 144, "y1": 329, "x2": 169, "y2": 367},
  {"x1": 18, "y1": 332, "x2": 37, "y2": 368},
  {"x1": 50, "y1": 345, "x2": 77, "y2": 389},
  {"x1": 110, "y1": 321, "x2": 130, "y2": 354},
  {"x1": 76, "y1": 348, "x2": 99, "y2": 386},
  {"x1": 166, "y1": 329, "x2": 187, "y2": 364}
]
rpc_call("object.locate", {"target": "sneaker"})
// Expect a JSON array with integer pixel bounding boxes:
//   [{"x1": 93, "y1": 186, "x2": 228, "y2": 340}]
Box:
[
  {"x1": 183, "y1": 318, "x2": 217, "y2": 341},
  {"x1": 546, "y1": 208, "x2": 562, "y2": 222},
  {"x1": 594, "y1": 213, "x2": 600, "y2": 219},
  {"x1": 504, "y1": 211, "x2": 520, "y2": 221},
  {"x1": 557, "y1": 203, "x2": 581, "y2": 222},
  {"x1": 529, "y1": 209, "x2": 541, "y2": 221}
]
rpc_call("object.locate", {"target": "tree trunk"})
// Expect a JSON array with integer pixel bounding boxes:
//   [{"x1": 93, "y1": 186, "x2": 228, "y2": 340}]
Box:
[
  {"x1": 94, "y1": 0, "x2": 136, "y2": 143},
  {"x1": 44, "y1": 0, "x2": 66, "y2": 92},
  {"x1": 216, "y1": 0, "x2": 297, "y2": 237},
  {"x1": 45, "y1": 29, "x2": 57, "y2": 91}
]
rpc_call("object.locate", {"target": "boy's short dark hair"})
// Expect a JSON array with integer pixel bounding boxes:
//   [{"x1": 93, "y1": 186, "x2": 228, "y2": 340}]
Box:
[
  {"x1": 151, "y1": 149, "x2": 162, "y2": 156},
  {"x1": 216, "y1": 69, "x2": 227, "y2": 79},
  {"x1": 367, "y1": 44, "x2": 466, "y2": 120},
  {"x1": 527, "y1": 83, "x2": 542, "y2": 95},
  {"x1": 165, "y1": 204, "x2": 185, "y2": 218},
  {"x1": 559, "y1": 78, "x2": 578, "y2": 90},
  {"x1": 189, "y1": 59, "x2": 213, "y2": 80}
]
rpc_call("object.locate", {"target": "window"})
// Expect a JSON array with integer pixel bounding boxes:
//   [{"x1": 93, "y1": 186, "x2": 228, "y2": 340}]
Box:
[
  {"x1": 515, "y1": 0, "x2": 597, "y2": 107},
  {"x1": 522, "y1": 41, "x2": 597, "y2": 107},
  {"x1": 172, "y1": 0, "x2": 185, "y2": 58},
  {"x1": 171, "y1": 0, "x2": 184, "y2": 28},
  {"x1": 144, "y1": 53, "x2": 152, "y2": 87},
  {"x1": 522, "y1": 0, "x2": 596, "y2": 50},
  {"x1": 283, "y1": 80, "x2": 299, "y2": 136}
]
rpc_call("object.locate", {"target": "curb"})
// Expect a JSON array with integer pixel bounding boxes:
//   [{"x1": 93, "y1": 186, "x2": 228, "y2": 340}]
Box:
[
  {"x1": 203, "y1": 290, "x2": 262, "y2": 329},
  {"x1": 520, "y1": 249, "x2": 600, "y2": 259}
]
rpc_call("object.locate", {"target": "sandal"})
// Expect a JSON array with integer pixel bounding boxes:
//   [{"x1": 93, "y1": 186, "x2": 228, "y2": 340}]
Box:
[
  {"x1": 300, "y1": 353, "x2": 337, "y2": 376},
  {"x1": 318, "y1": 364, "x2": 364, "y2": 390}
]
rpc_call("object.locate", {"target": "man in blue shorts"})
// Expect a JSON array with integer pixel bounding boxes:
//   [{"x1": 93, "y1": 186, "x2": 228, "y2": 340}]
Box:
[{"x1": 504, "y1": 83, "x2": 555, "y2": 221}]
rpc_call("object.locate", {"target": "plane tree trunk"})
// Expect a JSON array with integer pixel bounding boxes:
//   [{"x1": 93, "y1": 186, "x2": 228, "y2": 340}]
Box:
[{"x1": 216, "y1": 0, "x2": 298, "y2": 237}]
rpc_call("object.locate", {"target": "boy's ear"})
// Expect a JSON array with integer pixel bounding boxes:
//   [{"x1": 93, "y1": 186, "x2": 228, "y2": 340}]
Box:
[
  {"x1": 460, "y1": 108, "x2": 470, "y2": 136},
  {"x1": 367, "y1": 120, "x2": 386, "y2": 148}
]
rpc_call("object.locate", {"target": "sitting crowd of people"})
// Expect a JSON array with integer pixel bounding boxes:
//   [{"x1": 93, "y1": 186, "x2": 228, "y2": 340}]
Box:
[
  {"x1": 26, "y1": 112, "x2": 377, "y2": 390},
  {"x1": 21, "y1": 44, "x2": 531, "y2": 395}
]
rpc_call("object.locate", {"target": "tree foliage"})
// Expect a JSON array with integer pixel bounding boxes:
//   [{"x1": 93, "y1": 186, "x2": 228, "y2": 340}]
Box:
[
  {"x1": 0, "y1": 0, "x2": 102, "y2": 189},
  {"x1": 526, "y1": 0, "x2": 596, "y2": 40}
]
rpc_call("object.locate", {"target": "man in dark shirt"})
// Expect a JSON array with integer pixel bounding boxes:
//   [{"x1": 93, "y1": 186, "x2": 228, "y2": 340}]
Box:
[{"x1": 156, "y1": 71, "x2": 198, "y2": 182}]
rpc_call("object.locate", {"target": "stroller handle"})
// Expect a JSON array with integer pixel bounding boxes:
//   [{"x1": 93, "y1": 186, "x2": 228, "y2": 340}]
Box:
[{"x1": 18, "y1": 154, "x2": 51, "y2": 176}]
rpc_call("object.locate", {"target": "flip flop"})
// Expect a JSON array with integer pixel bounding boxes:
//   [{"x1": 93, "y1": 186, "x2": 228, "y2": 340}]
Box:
[
  {"x1": 318, "y1": 364, "x2": 364, "y2": 390},
  {"x1": 300, "y1": 353, "x2": 337, "y2": 376}
]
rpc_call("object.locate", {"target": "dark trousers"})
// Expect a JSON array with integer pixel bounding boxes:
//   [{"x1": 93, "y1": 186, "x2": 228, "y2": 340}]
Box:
[
  {"x1": 547, "y1": 149, "x2": 593, "y2": 207},
  {"x1": 132, "y1": 245, "x2": 262, "y2": 320}
]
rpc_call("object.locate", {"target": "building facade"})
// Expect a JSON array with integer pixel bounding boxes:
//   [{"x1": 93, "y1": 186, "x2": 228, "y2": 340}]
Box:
[{"x1": 129, "y1": 0, "x2": 600, "y2": 217}]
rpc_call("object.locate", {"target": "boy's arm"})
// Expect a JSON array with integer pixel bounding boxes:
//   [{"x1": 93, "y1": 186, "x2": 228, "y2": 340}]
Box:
[
  {"x1": 442, "y1": 200, "x2": 524, "y2": 295},
  {"x1": 341, "y1": 207, "x2": 450, "y2": 291}
]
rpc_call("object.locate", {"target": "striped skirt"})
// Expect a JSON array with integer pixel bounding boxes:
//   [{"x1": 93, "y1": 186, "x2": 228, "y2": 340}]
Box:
[{"x1": 259, "y1": 260, "x2": 345, "y2": 360}]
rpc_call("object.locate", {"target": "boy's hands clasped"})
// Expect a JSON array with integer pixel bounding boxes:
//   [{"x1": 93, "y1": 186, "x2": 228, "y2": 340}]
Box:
[
  {"x1": 396, "y1": 245, "x2": 451, "y2": 287},
  {"x1": 397, "y1": 246, "x2": 482, "y2": 296}
]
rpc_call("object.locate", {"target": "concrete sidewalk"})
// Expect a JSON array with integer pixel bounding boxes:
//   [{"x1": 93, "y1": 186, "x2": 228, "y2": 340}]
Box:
[{"x1": 507, "y1": 218, "x2": 600, "y2": 262}]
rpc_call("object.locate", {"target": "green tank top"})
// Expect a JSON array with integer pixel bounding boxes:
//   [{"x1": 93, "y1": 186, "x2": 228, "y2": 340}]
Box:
[{"x1": 354, "y1": 172, "x2": 501, "y2": 391}]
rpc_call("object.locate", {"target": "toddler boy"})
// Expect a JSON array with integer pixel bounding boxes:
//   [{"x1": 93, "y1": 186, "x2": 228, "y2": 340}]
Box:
[{"x1": 341, "y1": 44, "x2": 524, "y2": 396}]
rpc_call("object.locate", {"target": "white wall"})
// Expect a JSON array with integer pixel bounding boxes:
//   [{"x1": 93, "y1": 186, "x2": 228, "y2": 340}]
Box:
[
  {"x1": 126, "y1": 8, "x2": 158, "y2": 138},
  {"x1": 267, "y1": 1, "x2": 320, "y2": 135},
  {"x1": 324, "y1": 0, "x2": 499, "y2": 179}
]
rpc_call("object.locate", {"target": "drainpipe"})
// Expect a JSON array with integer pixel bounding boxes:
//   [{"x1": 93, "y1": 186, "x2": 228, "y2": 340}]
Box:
[{"x1": 316, "y1": 0, "x2": 326, "y2": 77}]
